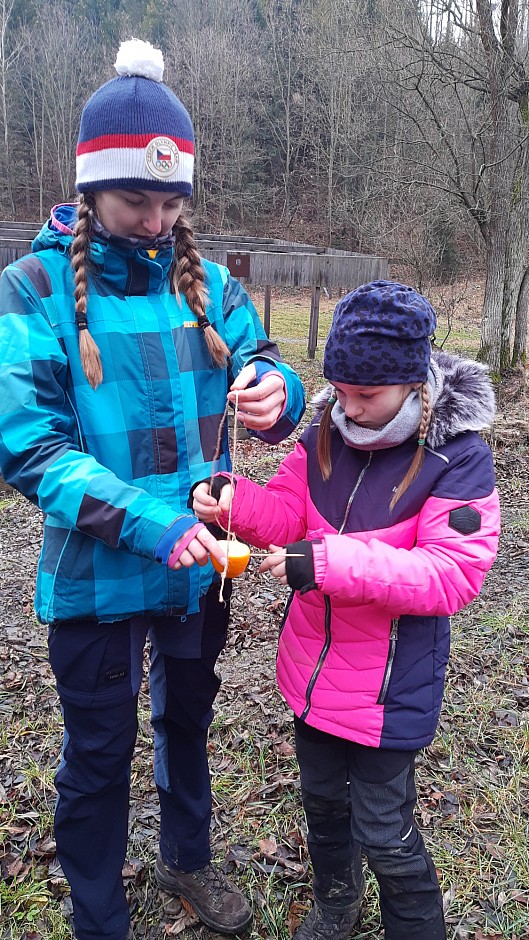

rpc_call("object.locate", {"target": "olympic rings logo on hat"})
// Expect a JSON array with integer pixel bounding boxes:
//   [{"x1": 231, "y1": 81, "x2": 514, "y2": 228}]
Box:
[{"x1": 145, "y1": 136, "x2": 180, "y2": 179}]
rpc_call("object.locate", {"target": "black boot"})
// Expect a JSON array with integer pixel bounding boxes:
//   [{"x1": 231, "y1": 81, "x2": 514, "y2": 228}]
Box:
[{"x1": 292, "y1": 901, "x2": 360, "y2": 940}]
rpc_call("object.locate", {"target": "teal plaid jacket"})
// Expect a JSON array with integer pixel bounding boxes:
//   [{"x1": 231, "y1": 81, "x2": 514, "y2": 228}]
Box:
[{"x1": 0, "y1": 206, "x2": 305, "y2": 624}]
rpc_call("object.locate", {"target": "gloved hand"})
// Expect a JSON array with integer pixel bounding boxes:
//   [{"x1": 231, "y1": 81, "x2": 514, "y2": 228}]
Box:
[
  {"x1": 259, "y1": 540, "x2": 320, "y2": 593},
  {"x1": 189, "y1": 475, "x2": 233, "y2": 523}
]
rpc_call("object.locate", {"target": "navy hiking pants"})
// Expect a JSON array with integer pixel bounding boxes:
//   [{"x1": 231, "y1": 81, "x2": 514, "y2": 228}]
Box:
[
  {"x1": 294, "y1": 717, "x2": 446, "y2": 940},
  {"x1": 48, "y1": 589, "x2": 230, "y2": 940}
]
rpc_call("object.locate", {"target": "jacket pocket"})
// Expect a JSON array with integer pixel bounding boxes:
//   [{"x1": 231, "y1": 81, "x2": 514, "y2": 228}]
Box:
[{"x1": 376, "y1": 618, "x2": 399, "y2": 704}]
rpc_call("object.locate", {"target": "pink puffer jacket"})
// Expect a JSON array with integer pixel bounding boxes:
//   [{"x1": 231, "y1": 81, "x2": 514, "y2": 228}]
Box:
[{"x1": 219, "y1": 352, "x2": 500, "y2": 749}]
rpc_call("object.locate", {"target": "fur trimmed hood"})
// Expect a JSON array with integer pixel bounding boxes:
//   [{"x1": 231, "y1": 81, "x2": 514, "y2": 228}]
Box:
[
  {"x1": 313, "y1": 350, "x2": 496, "y2": 449},
  {"x1": 427, "y1": 350, "x2": 495, "y2": 447}
]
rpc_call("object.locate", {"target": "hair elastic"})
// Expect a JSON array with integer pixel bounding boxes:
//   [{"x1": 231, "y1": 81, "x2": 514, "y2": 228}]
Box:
[
  {"x1": 197, "y1": 313, "x2": 211, "y2": 331},
  {"x1": 418, "y1": 437, "x2": 426, "y2": 446}
]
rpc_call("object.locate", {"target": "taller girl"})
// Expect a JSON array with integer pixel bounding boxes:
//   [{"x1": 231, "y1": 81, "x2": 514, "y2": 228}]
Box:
[
  {"x1": 194, "y1": 279, "x2": 501, "y2": 940},
  {"x1": 0, "y1": 39, "x2": 304, "y2": 940}
]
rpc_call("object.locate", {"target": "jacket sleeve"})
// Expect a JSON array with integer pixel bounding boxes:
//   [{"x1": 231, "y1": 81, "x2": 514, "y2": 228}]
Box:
[
  {"x1": 312, "y1": 444, "x2": 500, "y2": 616},
  {"x1": 217, "y1": 442, "x2": 310, "y2": 547},
  {"x1": 0, "y1": 264, "x2": 199, "y2": 563},
  {"x1": 220, "y1": 274, "x2": 305, "y2": 443}
]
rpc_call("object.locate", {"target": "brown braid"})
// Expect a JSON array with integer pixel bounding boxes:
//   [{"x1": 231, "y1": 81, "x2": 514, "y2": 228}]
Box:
[
  {"x1": 316, "y1": 398, "x2": 335, "y2": 481},
  {"x1": 390, "y1": 382, "x2": 432, "y2": 510},
  {"x1": 70, "y1": 193, "x2": 103, "y2": 389},
  {"x1": 173, "y1": 212, "x2": 229, "y2": 367}
]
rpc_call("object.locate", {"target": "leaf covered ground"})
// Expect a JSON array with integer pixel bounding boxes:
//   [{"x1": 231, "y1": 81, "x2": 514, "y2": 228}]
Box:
[{"x1": 1, "y1": 288, "x2": 529, "y2": 940}]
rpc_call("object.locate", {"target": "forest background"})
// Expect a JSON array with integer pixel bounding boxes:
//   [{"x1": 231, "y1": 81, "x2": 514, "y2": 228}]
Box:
[{"x1": 2, "y1": 0, "x2": 529, "y2": 372}]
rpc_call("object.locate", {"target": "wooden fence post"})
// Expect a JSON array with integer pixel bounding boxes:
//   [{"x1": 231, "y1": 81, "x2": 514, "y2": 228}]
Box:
[
  {"x1": 308, "y1": 285, "x2": 321, "y2": 359},
  {"x1": 263, "y1": 285, "x2": 271, "y2": 337}
]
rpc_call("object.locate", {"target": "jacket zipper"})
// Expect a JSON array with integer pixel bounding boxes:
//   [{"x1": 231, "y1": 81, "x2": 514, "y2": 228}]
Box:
[
  {"x1": 299, "y1": 453, "x2": 373, "y2": 720},
  {"x1": 376, "y1": 618, "x2": 400, "y2": 704},
  {"x1": 338, "y1": 452, "x2": 373, "y2": 534},
  {"x1": 301, "y1": 595, "x2": 332, "y2": 720},
  {"x1": 298, "y1": 453, "x2": 374, "y2": 721}
]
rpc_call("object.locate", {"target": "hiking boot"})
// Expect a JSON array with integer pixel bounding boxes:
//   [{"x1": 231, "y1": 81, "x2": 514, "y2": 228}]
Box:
[
  {"x1": 154, "y1": 853, "x2": 252, "y2": 935},
  {"x1": 293, "y1": 902, "x2": 360, "y2": 940}
]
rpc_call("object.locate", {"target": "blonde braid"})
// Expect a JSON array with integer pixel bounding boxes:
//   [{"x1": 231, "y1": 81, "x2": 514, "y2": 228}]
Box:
[
  {"x1": 173, "y1": 213, "x2": 229, "y2": 367},
  {"x1": 70, "y1": 193, "x2": 103, "y2": 389},
  {"x1": 390, "y1": 383, "x2": 432, "y2": 510}
]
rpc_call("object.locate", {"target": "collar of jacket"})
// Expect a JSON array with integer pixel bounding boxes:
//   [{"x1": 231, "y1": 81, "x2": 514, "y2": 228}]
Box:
[{"x1": 88, "y1": 234, "x2": 175, "y2": 295}]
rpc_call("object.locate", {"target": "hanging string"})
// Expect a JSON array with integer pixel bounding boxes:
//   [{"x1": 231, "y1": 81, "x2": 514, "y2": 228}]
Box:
[
  {"x1": 210, "y1": 392, "x2": 240, "y2": 601},
  {"x1": 209, "y1": 394, "x2": 305, "y2": 602}
]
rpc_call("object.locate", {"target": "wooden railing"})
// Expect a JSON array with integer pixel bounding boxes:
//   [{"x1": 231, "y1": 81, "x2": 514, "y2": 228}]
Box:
[{"x1": 0, "y1": 221, "x2": 388, "y2": 356}]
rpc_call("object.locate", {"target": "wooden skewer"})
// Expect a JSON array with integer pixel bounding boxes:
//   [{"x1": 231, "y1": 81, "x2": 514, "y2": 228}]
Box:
[{"x1": 250, "y1": 551, "x2": 306, "y2": 557}]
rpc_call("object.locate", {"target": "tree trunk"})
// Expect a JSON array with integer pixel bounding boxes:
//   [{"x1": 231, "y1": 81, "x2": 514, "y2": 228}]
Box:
[{"x1": 513, "y1": 263, "x2": 529, "y2": 365}]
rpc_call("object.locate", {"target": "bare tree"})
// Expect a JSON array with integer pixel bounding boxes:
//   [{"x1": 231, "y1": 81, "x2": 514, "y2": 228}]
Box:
[
  {"x1": 366, "y1": 0, "x2": 529, "y2": 372},
  {"x1": 0, "y1": 0, "x2": 21, "y2": 215},
  {"x1": 303, "y1": 0, "x2": 368, "y2": 244},
  {"x1": 14, "y1": 5, "x2": 103, "y2": 210},
  {"x1": 254, "y1": 0, "x2": 314, "y2": 230},
  {"x1": 164, "y1": 0, "x2": 262, "y2": 229},
  {"x1": 475, "y1": 0, "x2": 529, "y2": 369}
]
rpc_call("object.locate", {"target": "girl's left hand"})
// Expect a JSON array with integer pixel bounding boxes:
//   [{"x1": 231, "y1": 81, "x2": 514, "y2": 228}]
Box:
[
  {"x1": 228, "y1": 365, "x2": 285, "y2": 430},
  {"x1": 192, "y1": 481, "x2": 233, "y2": 522},
  {"x1": 259, "y1": 543, "x2": 288, "y2": 583}
]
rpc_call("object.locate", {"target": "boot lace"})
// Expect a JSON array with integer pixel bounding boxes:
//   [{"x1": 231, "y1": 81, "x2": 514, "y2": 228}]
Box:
[{"x1": 190, "y1": 864, "x2": 232, "y2": 901}]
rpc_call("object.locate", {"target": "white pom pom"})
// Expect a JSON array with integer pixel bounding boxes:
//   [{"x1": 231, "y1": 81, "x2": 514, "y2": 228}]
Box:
[{"x1": 114, "y1": 38, "x2": 164, "y2": 82}]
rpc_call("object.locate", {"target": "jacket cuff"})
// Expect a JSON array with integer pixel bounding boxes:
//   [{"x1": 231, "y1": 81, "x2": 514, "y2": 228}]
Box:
[
  {"x1": 154, "y1": 517, "x2": 201, "y2": 565},
  {"x1": 285, "y1": 540, "x2": 320, "y2": 593}
]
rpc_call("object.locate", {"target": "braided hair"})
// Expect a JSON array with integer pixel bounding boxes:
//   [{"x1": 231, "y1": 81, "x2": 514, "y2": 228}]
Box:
[
  {"x1": 316, "y1": 383, "x2": 433, "y2": 510},
  {"x1": 389, "y1": 382, "x2": 432, "y2": 510},
  {"x1": 70, "y1": 194, "x2": 103, "y2": 389},
  {"x1": 70, "y1": 200, "x2": 229, "y2": 389},
  {"x1": 172, "y1": 212, "x2": 229, "y2": 367}
]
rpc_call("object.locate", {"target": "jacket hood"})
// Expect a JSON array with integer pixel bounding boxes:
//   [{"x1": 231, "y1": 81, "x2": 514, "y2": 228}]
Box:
[
  {"x1": 32, "y1": 203, "x2": 77, "y2": 252},
  {"x1": 313, "y1": 349, "x2": 496, "y2": 448},
  {"x1": 427, "y1": 350, "x2": 495, "y2": 447}
]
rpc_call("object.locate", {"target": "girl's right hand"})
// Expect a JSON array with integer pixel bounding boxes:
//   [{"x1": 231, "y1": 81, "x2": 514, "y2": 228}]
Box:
[
  {"x1": 193, "y1": 481, "x2": 233, "y2": 522},
  {"x1": 258, "y1": 544, "x2": 288, "y2": 584}
]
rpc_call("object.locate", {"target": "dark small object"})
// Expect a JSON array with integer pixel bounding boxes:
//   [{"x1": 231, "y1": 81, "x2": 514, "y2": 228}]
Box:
[
  {"x1": 227, "y1": 253, "x2": 250, "y2": 278},
  {"x1": 448, "y1": 505, "x2": 481, "y2": 534}
]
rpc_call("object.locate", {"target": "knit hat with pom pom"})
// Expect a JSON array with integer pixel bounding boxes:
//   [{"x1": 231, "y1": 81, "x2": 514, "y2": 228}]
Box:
[{"x1": 76, "y1": 38, "x2": 194, "y2": 195}]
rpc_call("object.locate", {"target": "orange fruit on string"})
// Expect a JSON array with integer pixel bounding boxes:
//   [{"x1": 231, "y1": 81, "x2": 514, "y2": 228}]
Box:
[{"x1": 210, "y1": 539, "x2": 251, "y2": 578}]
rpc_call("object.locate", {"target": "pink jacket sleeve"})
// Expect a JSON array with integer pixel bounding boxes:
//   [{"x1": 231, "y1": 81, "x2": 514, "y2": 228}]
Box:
[
  {"x1": 312, "y1": 487, "x2": 500, "y2": 616},
  {"x1": 218, "y1": 442, "x2": 309, "y2": 547}
]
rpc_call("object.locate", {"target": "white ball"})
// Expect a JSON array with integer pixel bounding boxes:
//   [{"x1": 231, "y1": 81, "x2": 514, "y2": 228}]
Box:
[{"x1": 114, "y1": 38, "x2": 164, "y2": 82}]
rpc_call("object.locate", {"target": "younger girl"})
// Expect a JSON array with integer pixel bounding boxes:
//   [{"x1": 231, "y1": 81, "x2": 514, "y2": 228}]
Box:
[{"x1": 193, "y1": 279, "x2": 500, "y2": 940}]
